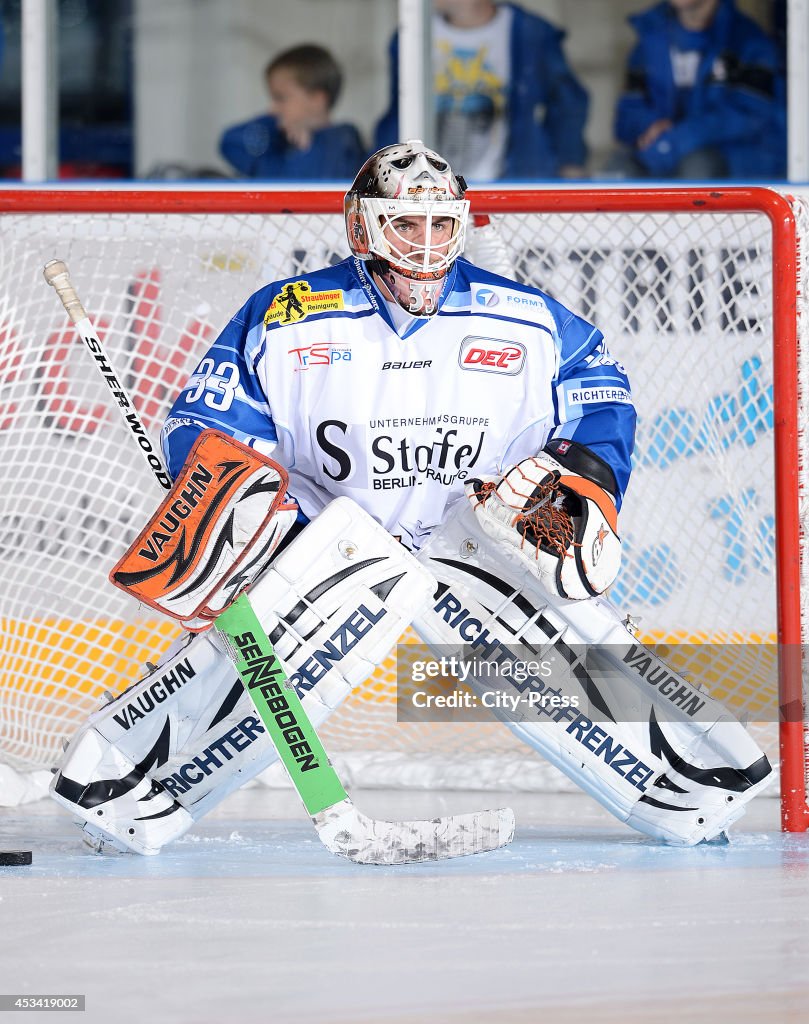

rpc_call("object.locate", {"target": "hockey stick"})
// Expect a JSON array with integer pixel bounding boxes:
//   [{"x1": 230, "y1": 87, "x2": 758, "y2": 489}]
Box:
[{"x1": 43, "y1": 259, "x2": 515, "y2": 864}]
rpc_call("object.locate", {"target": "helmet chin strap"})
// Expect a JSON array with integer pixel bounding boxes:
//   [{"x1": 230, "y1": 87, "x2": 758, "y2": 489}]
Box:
[{"x1": 371, "y1": 260, "x2": 447, "y2": 317}]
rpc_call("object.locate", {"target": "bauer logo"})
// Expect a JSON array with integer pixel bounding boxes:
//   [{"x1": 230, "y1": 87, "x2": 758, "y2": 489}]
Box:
[
  {"x1": 264, "y1": 280, "x2": 345, "y2": 327},
  {"x1": 459, "y1": 337, "x2": 526, "y2": 375}
]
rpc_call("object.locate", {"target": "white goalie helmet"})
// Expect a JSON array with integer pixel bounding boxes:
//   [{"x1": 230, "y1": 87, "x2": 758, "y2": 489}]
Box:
[{"x1": 345, "y1": 139, "x2": 469, "y2": 315}]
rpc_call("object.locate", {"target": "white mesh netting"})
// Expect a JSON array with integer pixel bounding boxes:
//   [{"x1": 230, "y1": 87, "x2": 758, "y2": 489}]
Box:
[{"x1": 0, "y1": 189, "x2": 804, "y2": 813}]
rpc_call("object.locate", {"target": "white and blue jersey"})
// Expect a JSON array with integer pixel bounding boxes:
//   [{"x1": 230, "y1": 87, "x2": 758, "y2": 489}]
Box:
[{"x1": 162, "y1": 256, "x2": 635, "y2": 549}]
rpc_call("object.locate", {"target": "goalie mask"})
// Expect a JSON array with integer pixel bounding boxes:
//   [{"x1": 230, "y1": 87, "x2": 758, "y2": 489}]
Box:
[{"x1": 345, "y1": 139, "x2": 469, "y2": 316}]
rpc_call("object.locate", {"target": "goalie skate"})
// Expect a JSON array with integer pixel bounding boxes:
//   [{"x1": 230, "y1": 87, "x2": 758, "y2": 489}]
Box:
[{"x1": 414, "y1": 499, "x2": 773, "y2": 846}]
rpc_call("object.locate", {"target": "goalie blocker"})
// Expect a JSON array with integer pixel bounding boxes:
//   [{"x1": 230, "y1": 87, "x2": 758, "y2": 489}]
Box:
[
  {"x1": 108, "y1": 430, "x2": 299, "y2": 629},
  {"x1": 413, "y1": 497, "x2": 772, "y2": 846}
]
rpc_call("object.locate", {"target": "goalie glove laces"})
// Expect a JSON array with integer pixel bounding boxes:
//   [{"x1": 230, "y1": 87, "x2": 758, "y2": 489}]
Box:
[
  {"x1": 467, "y1": 444, "x2": 621, "y2": 601},
  {"x1": 470, "y1": 466, "x2": 576, "y2": 564}
]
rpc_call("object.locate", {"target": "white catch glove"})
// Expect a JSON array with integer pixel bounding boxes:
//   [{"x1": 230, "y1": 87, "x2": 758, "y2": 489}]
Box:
[{"x1": 466, "y1": 438, "x2": 621, "y2": 600}]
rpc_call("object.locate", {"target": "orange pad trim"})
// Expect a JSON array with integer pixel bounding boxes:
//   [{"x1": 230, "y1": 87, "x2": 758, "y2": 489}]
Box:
[
  {"x1": 558, "y1": 474, "x2": 619, "y2": 534},
  {"x1": 109, "y1": 430, "x2": 293, "y2": 623}
]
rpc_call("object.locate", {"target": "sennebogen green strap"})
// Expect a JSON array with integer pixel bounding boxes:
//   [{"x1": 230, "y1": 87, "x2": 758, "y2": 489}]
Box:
[{"x1": 215, "y1": 593, "x2": 348, "y2": 816}]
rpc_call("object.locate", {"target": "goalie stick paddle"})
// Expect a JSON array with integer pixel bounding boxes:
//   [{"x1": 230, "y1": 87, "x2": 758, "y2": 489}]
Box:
[{"x1": 43, "y1": 259, "x2": 515, "y2": 864}]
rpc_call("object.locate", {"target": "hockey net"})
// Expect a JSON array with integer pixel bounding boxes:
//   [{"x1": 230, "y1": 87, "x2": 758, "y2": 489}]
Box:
[{"x1": 0, "y1": 187, "x2": 806, "y2": 830}]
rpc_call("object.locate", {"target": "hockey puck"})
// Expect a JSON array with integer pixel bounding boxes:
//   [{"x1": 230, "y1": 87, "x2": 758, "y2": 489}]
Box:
[{"x1": 0, "y1": 851, "x2": 32, "y2": 866}]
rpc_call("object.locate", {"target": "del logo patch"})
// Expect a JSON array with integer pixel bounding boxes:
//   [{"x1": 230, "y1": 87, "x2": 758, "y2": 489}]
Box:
[
  {"x1": 264, "y1": 281, "x2": 344, "y2": 326},
  {"x1": 458, "y1": 336, "x2": 526, "y2": 375}
]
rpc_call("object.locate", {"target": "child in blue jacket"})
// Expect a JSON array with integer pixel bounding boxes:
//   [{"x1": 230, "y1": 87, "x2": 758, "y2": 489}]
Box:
[
  {"x1": 614, "y1": 0, "x2": 785, "y2": 179},
  {"x1": 374, "y1": 1, "x2": 588, "y2": 180},
  {"x1": 220, "y1": 45, "x2": 365, "y2": 180}
]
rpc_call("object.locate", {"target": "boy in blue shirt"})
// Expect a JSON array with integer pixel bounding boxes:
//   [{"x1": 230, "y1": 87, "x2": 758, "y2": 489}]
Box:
[
  {"x1": 613, "y1": 0, "x2": 785, "y2": 179},
  {"x1": 220, "y1": 44, "x2": 366, "y2": 180}
]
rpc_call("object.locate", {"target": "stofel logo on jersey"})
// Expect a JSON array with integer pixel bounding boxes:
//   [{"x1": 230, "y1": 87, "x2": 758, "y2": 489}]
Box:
[
  {"x1": 315, "y1": 418, "x2": 486, "y2": 490},
  {"x1": 459, "y1": 337, "x2": 526, "y2": 375},
  {"x1": 264, "y1": 281, "x2": 345, "y2": 327}
]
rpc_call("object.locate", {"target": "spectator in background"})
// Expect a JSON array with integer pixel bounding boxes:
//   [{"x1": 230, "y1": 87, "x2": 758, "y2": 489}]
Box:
[
  {"x1": 612, "y1": 0, "x2": 786, "y2": 179},
  {"x1": 374, "y1": 1, "x2": 588, "y2": 180},
  {"x1": 219, "y1": 45, "x2": 366, "y2": 180}
]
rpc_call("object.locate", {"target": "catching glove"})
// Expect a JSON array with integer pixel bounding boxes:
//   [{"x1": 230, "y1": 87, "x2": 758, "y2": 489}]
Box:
[{"x1": 466, "y1": 438, "x2": 621, "y2": 600}]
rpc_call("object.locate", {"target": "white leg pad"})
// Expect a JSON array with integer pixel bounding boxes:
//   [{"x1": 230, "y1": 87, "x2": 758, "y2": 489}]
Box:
[
  {"x1": 414, "y1": 499, "x2": 773, "y2": 846},
  {"x1": 50, "y1": 497, "x2": 435, "y2": 854}
]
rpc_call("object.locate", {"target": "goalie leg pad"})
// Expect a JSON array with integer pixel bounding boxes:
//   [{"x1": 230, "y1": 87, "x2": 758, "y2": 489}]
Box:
[
  {"x1": 51, "y1": 497, "x2": 436, "y2": 854},
  {"x1": 414, "y1": 499, "x2": 772, "y2": 846},
  {"x1": 50, "y1": 631, "x2": 281, "y2": 855}
]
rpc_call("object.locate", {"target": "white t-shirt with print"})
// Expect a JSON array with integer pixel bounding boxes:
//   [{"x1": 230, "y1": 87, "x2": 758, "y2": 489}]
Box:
[{"x1": 433, "y1": 6, "x2": 512, "y2": 181}]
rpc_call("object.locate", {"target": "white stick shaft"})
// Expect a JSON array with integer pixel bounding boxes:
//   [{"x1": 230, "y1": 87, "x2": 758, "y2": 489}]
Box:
[{"x1": 43, "y1": 259, "x2": 172, "y2": 491}]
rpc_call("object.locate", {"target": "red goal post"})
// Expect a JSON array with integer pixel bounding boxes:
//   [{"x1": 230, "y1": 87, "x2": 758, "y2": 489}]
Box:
[{"x1": 0, "y1": 186, "x2": 805, "y2": 832}]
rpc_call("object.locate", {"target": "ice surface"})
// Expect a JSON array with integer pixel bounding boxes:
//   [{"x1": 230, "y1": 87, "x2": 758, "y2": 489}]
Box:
[{"x1": 0, "y1": 789, "x2": 807, "y2": 1024}]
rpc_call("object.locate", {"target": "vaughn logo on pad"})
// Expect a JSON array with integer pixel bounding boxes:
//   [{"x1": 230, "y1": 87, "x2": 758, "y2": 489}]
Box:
[
  {"x1": 458, "y1": 337, "x2": 526, "y2": 375},
  {"x1": 109, "y1": 430, "x2": 296, "y2": 627}
]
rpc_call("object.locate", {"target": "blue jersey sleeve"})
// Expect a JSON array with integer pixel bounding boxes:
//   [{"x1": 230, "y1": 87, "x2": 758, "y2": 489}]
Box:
[
  {"x1": 548, "y1": 303, "x2": 636, "y2": 508},
  {"x1": 160, "y1": 290, "x2": 278, "y2": 480}
]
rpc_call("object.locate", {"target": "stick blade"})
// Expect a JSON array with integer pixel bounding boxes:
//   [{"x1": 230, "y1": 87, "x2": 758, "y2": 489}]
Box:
[{"x1": 313, "y1": 798, "x2": 515, "y2": 864}]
